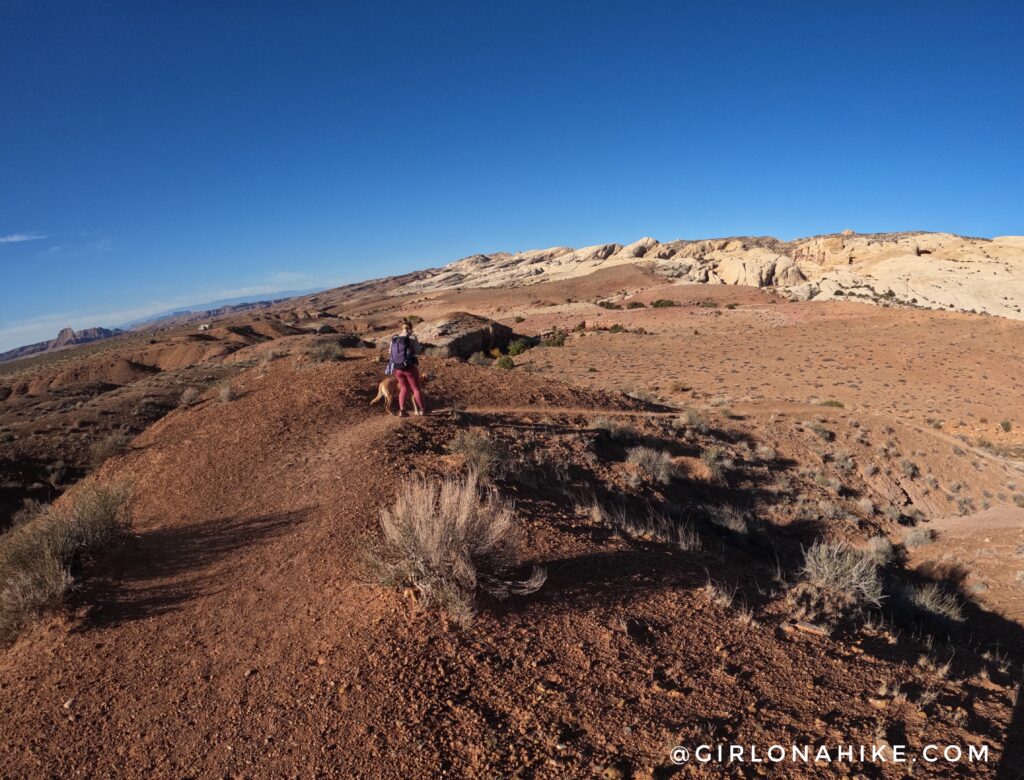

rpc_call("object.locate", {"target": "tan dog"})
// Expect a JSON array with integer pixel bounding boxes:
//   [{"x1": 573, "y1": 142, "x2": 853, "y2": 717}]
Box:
[{"x1": 370, "y1": 376, "x2": 423, "y2": 415}]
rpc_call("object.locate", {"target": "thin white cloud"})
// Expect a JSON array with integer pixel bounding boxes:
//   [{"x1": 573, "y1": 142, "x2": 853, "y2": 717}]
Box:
[{"x1": 0, "y1": 233, "x2": 48, "y2": 244}]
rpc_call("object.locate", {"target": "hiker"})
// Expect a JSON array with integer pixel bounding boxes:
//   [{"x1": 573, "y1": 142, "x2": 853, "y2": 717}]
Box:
[{"x1": 387, "y1": 320, "x2": 427, "y2": 416}]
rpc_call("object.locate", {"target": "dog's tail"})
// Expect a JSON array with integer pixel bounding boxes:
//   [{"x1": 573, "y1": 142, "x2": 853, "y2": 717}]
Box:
[{"x1": 370, "y1": 387, "x2": 385, "y2": 405}]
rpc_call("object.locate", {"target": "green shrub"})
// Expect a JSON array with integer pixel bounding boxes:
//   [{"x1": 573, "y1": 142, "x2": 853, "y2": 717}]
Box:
[
  {"x1": 597, "y1": 301, "x2": 622, "y2": 310},
  {"x1": 495, "y1": 355, "x2": 515, "y2": 370},
  {"x1": 626, "y1": 301, "x2": 645, "y2": 309},
  {"x1": 651, "y1": 299, "x2": 678, "y2": 308},
  {"x1": 608, "y1": 324, "x2": 627, "y2": 333},
  {"x1": 507, "y1": 338, "x2": 531, "y2": 357},
  {"x1": 513, "y1": 316, "x2": 525, "y2": 323}
]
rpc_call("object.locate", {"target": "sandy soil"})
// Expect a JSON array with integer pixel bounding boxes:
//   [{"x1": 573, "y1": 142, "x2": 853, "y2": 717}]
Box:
[{"x1": 2, "y1": 266, "x2": 1024, "y2": 777}]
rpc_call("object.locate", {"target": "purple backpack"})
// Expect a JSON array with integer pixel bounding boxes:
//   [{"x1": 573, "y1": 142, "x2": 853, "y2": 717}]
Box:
[{"x1": 388, "y1": 335, "x2": 414, "y2": 374}]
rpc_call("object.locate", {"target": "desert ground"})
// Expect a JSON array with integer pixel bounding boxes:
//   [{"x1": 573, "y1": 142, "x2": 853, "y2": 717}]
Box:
[{"x1": 2, "y1": 237, "x2": 1024, "y2": 777}]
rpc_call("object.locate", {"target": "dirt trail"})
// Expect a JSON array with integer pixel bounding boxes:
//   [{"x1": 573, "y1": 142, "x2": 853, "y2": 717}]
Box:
[{"x1": 0, "y1": 360, "x2": 409, "y2": 776}]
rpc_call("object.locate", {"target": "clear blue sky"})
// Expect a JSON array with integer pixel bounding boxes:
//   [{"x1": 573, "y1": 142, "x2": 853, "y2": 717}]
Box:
[{"x1": 2, "y1": 1, "x2": 1022, "y2": 351}]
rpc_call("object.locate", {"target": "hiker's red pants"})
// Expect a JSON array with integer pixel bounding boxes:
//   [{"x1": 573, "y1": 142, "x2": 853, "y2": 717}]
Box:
[{"x1": 394, "y1": 367, "x2": 425, "y2": 412}]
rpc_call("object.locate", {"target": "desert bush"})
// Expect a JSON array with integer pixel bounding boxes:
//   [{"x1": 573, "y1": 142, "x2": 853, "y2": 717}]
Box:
[
  {"x1": 179, "y1": 386, "x2": 200, "y2": 407},
  {"x1": 495, "y1": 355, "x2": 515, "y2": 370},
  {"x1": 906, "y1": 582, "x2": 964, "y2": 622},
  {"x1": 507, "y1": 338, "x2": 531, "y2": 357},
  {"x1": 467, "y1": 351, "x2": 492, "y2": 366},
  {"x1": 819, "y1": 399, "x2": 845, "y2": 408},
  {"x1": 540, "y1": 330, "x2": 567, "y2": 347},
  {"x1": 89, "y1": 431, "x2": 130, "y2": 467},
  {"x1": 788, "y1": 541, "x2": 883, "y2": 625},
  {"x1": 857, "y1": 497, "x2": 875, "y2": 515},
  {"x1": 513, "y1": 316, "x2": 525, "y2": 323},
  {"x1": 1, "y1": 483, "x2": 131, "y2": 645},
  {"x1": 685, "y1": 408, "x2": 709, "y2": 434},
  {"x1": 1000, "y1": 420, "x2": 1012, "y2": 432},
  {"x1": 597, "y1": 300, "x2": 622, "y2": 310},
  {"x1": 904, "y1": 527, "x2": 936, "y2": 548},
  {"x1": 626, "y1": 301, "x2": 645, "y2": 309},
  {"x1": 11, "y1": 499, "x2": 45, "y2": 528},
  {"x1": 608, "y1": 324, "x2": 627, "y2": 333},
  {"x1": 706, "y1": 505, "x2": 748, "y2": 535},
  {"x1": 864, "y1": 536, "x2": 895, "y2": 566},
  {"x1": 626, "y1": 446, "x2": 677, "y2": 485},
  {"x1": 593, "y1": 417, "x2": 635, "y2": 440},
  {"x1": 651, "y1": 299, "x2": 678, "y2": 308},
  {"x1": 307, "y1": 341, "x2": 344, "y2": 362},
  {"x1": 900, "y1": 459, "x2": 920, "y2": 479},
  {"x1": 447, "y1": 429, "x2": 510, "y2": 479},
  {"x1": 217, "y1": 381, "x2": 235, "y2": 403},
  {"x1": 362, "y1": 472, "x2": 545, "y2": 624}
]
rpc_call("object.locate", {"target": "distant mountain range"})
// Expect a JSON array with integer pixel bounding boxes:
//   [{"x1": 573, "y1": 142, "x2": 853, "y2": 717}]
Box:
[
  {"x1": 117, "y1": 288, "x2": 322, "y2": 329},
  {"x1": 0, "y1": 288, "x2": 324, "y2": 364},
  {"x1": 0, "y1": 326, "x2": 123, "y2": 364}
]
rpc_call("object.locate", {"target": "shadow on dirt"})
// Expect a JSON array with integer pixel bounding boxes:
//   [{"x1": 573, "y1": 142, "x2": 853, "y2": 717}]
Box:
[{"x1": 73, "y1": 508, "x2": 308, "y2": 631}]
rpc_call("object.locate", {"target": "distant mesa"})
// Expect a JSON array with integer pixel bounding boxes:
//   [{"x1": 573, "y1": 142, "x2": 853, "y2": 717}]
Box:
[{"x1": 0, "y1": 326, "x2": 122, "y2": 364}]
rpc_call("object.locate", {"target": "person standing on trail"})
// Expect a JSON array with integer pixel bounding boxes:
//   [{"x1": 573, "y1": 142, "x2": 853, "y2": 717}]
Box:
[{"x1": 388, "y1": 320, "x2": 427, "y2": 417}]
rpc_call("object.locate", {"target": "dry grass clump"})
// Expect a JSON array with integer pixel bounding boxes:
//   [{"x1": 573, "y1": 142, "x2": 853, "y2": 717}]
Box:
[
  {"x1": 179, "y1": 386, "x2": 200, "y2": 407},
  {"x1": 447, "y1": 429, "x2": 510, "y2": 480},
  {"x1": 904, "y1": 527, "x2": 937, "y2": 548},
  {"x1": 706, "y1": 505, "x2": 749, "y2": 535},
  {"x1": 89, "y1": 431, "x2": 131, "y2": 467},
  {"x1": 626, "y1": 446, "x2": 677, "y2": 485},
  {"x1": 1, "y1": 483, "x2": 132, "y2": 645},
  {"x1": 906, "y1": 582, "x2": 964, "y2": 622},
  {"x1": 601, "y1": 504, "x2": 701, "y2": 550},
  {"x1": 788, "y1": 540, "x2": 883, "y2": 626},
  {"x1": 864, "y1": 535, "x2": 895, "y2": 567},
  {"x1": 306, "y1": 341, "x2": 344, "y2": 362},
  {"x1": 594, "y1": 417, "x2": 635, "y2": 440},
  {"x1": 217, "y1": 381, "x2": 235, "y2": 403},
  {"x1": 363, "y1": 472, "x2": 545, "y2": 624}
]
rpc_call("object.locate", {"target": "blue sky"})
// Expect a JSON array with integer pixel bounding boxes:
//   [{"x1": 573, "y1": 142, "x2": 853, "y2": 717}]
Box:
[{"x1": 2, "y1": 1, "x2": 1022, "y2": 351}]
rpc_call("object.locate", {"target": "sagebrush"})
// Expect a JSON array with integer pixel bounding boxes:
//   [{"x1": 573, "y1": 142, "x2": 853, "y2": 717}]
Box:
[{"x1": 362, "y1": 472, "x2": 545, "y2": 624}]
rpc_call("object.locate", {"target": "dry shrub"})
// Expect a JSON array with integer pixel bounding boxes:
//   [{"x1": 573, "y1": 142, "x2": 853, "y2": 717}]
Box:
[
  {"x1": 306, "y1": 341, "x2": 343, "y2": 362},
  {"x1": 906, "y1": 582, "x2": 964, "y2": 623},
  {"x1": 594, "y1": 417, "x2": 635, "y2": 440},
  {"x1": 864, "y1": 535, "x2": 895, "y2": 567},
  {"x1": 904, "y1": 527, "x2": 936, "y2": 548},
  {"x1": 1, "y1": 482, "x2": 131, "y2": 645},
  {"x1": 447, "y1": 429, "x2": 510, "y2": 480},
  {"x1": 217, "y1": 381, "x2": 235, "y2": 403},
  {"x1": 89, "y1": 431, "x2": 130, "y2": 467},
  {"x1": 626, "y1": 447, "x2": 677, "y2": 484},
  {"x1": 706, "y1": 505, "x2": 748, "y2": 535},
  {"x1": 788, "y1": 540, "x2": 883, "y2": 626},
  {"x1": 602, "y1": 504, "x2": 701, "y2": 550},
  {"x1": 363, "y1": 472, "x2": 545, "y2": 624}
]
